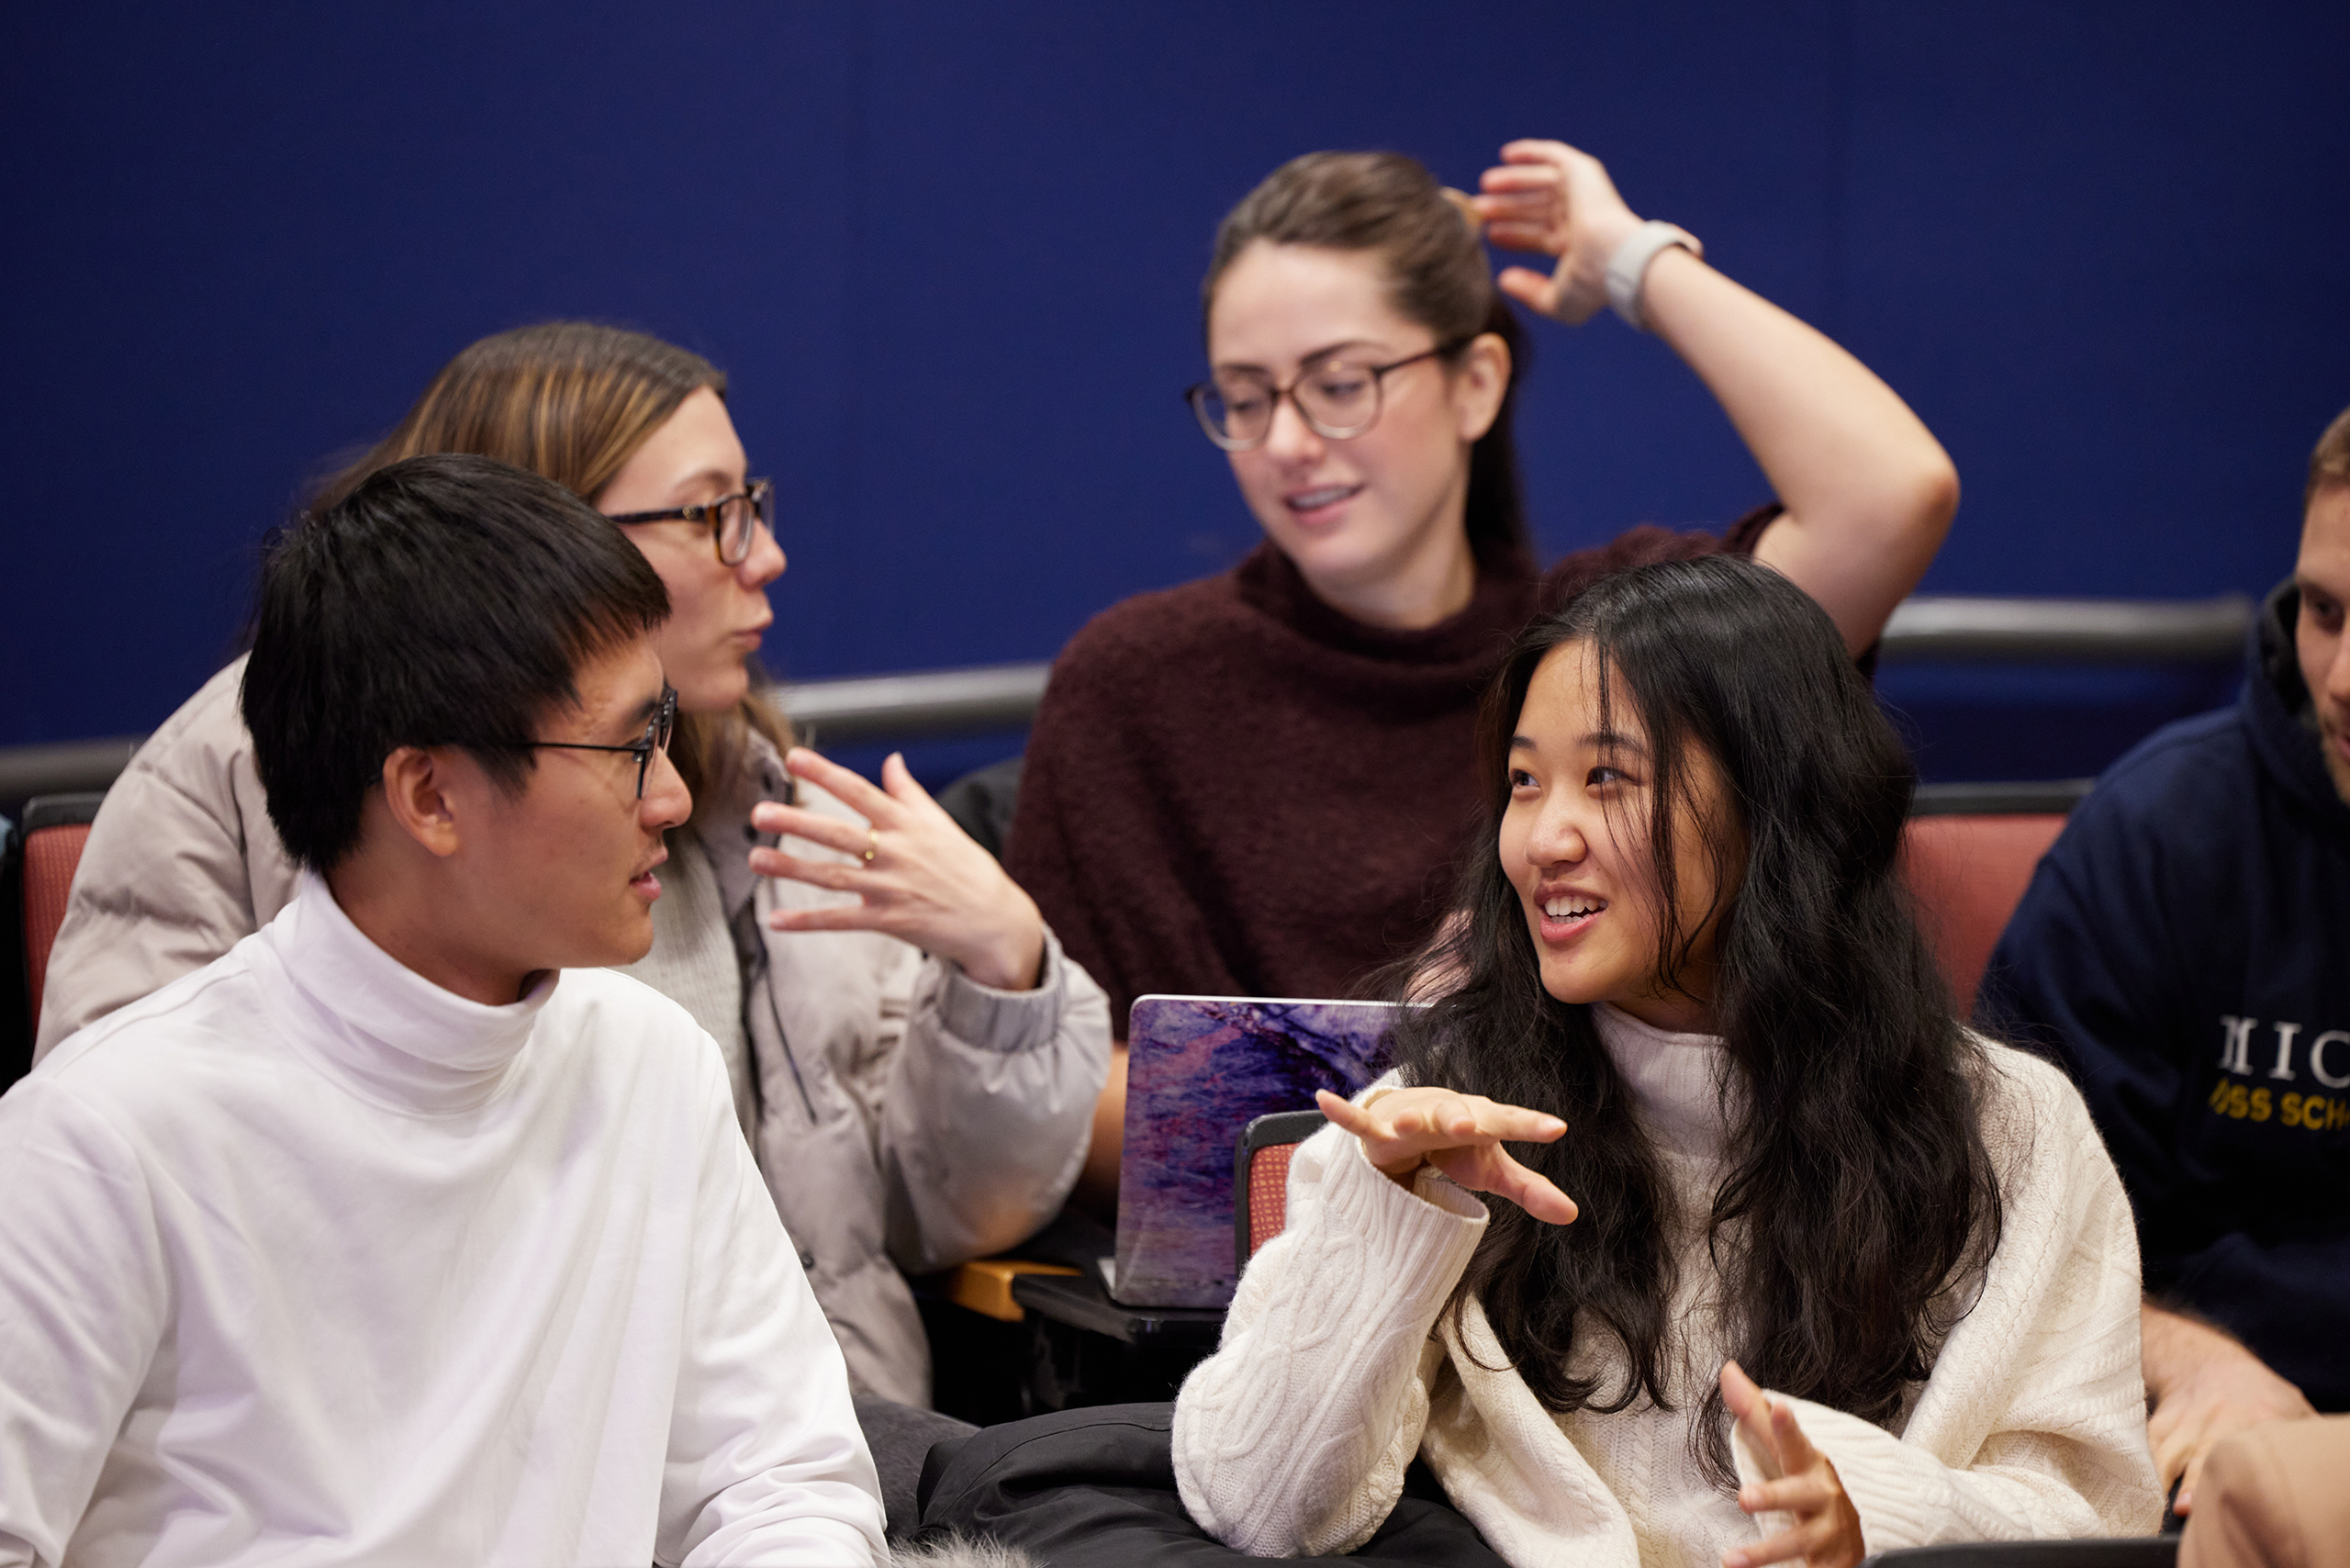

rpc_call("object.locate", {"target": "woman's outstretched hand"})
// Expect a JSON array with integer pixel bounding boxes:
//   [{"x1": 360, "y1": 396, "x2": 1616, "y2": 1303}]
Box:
[
  {"x1": 748, "y1": 747, "x2": 1046, "y2": 991},
  {"x1": 1719, "y1": 1361, "x2": 1865, "y2": 1568},
  {"x1": 1314, "y1": 1087, "x2": 1578, "y2": 1225},
  {"x1": 1471, "y1": 139, "x2": 1645, "y2": 326}
]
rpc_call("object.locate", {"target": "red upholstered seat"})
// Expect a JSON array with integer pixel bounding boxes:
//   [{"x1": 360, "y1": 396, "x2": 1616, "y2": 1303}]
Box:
[
  {"x1": 1900, "y1": 814, "x2": 2069, "y2": 1014},
  {"x1": 15, "y1": 792, "x2": 107, "y2": 1041},
  {"x1": 1234, "y1": 1108, "x2": 1327, "y2": 1269},
  {"x1": 1245, "y1": 1142, "x2": 1299, "y2": 1260},
  {"x1": 23, "y1": 818, "x2": 93, "y2": 1030}
]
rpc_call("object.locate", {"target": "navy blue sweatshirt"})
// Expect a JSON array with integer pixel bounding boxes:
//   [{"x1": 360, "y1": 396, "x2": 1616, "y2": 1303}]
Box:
[{"x1": 1977, "y1": 584, "x2": 2350, "y2": 1410}]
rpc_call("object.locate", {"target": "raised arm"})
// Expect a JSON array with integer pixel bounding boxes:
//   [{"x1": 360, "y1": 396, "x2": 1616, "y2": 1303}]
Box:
[{"x1": 1474, "y1": 140, "x2": 1958, "y2": 656}]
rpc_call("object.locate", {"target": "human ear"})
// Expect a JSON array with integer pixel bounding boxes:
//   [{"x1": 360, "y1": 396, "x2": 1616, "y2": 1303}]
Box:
[
  {"x1": 1452, "y1": 330, "x2": 1512, "y2": 443},
  {"x1": 377, "y1": 745, "x2": 464, "y2": 859}
]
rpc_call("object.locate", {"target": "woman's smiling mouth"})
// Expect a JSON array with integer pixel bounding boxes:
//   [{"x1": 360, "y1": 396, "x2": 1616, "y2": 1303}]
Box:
[
  {"x1": 1536, "y1": 892, "x2": 1606, "y2": 941},
  {"x1": 1284, "y1": 483, "x2": 1363, "y2": 521}
]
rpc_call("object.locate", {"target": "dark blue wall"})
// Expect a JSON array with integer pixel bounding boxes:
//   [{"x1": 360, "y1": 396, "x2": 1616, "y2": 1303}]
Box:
[{"x1": 5, "y1": 4, "x2": 2345, "y2": 778}]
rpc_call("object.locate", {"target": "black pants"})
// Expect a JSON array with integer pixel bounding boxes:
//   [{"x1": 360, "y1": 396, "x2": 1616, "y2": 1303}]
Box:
[
  {"x1": 908, "y1": 1402, "x2": 1505, "y2": 1566},
  {"x1": 856, "y1": 1394, "x2": 979, "y2": 1540}
]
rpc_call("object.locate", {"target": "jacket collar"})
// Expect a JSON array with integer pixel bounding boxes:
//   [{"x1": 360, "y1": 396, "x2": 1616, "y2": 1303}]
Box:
[
  {"x1": 263, "y1": 871, "x2": 556, "y2": 1115},
  {"x1": 2244, "y1": 579, "x2": 2350, "y2": 841}
]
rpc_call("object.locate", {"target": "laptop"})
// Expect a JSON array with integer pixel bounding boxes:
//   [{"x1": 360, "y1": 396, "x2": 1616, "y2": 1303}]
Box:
[{"x1": 1112, "y1": 994, "x2": 1404, "y2": 1308}]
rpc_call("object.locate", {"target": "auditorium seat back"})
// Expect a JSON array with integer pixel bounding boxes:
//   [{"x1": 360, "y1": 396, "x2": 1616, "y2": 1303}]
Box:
[
  {"x1": 1900, "y1": 812, "x2": 2070, "y2": 1014},
  {"x1": 20, "y1": 792, "x2": 104, "y2": 1037},
  {"x1": 1234, "y1": 1108, "x2": 1327, "y2": 1271}
]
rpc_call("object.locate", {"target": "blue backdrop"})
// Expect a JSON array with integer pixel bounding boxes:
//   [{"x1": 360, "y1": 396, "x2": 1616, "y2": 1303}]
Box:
[{"x1": 5, "y1": 3, "x2": 2345, "y2": 781}]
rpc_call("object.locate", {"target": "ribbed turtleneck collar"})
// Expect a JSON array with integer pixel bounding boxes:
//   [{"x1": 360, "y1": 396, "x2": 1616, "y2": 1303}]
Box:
[
  {"x1": 1593, "y1": 1003, "x2": 1732, "y2": 1160},
  {"x1": 261, "y1": 872, "x2": 557, "y2": 1116}
]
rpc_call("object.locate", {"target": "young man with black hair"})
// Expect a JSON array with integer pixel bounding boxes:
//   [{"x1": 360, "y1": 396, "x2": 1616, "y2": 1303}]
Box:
[
  {"x1": 0, "y1": 454, "x2": 888, "y2": 1564},
  {"x1": 1981, "y1": 405, "x2": 2350, "y2": 1519}
]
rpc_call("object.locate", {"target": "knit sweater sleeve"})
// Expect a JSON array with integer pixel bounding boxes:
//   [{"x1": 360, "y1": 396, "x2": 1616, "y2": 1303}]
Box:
[
  {"x1": 1171, "y1": 1106, "x2": 1489, "y2": 1556},
  {"x1": 1742, "y1": 1047, "x2": 2163, "y2": 1550}
]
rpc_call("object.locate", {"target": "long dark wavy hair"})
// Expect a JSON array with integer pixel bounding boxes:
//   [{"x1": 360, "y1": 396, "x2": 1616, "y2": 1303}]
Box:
[
  {"x1": 1393, "y1": 554, "x2": 2003, "y2": 1483},
  {"x1": 1204, "y1": 151, "x2": 1531, "y2": 567}
]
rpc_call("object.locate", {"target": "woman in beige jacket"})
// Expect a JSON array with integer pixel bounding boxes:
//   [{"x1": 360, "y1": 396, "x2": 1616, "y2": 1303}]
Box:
[{"x1": 38, "y1": 322, "x2": 1111, "y2": 1414}]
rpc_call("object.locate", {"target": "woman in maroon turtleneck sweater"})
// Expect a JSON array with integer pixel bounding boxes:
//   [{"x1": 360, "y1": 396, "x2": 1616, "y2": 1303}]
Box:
[{"x1": 1007, "y1": 139, "x2": 1958, "y2": 1204}]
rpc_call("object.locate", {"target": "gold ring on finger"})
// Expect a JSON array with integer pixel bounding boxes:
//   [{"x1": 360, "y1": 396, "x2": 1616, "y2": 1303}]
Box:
[{"x1": 861, "y1": 827, "x2": 878, "y2": 864}]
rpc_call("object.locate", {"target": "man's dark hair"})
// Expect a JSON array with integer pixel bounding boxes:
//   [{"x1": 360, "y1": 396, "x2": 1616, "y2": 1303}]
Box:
[{"x1": 242, "y1": 453, "x2": 671, "y2": 870}]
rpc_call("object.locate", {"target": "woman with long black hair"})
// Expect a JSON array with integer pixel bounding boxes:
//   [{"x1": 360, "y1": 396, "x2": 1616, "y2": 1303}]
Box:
[{"x1": 1172, "y1": 556, "x2": 2158, "y2": 1566}]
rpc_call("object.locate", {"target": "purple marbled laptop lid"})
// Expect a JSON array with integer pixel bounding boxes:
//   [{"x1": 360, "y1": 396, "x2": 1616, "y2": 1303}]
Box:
[{"x1": 1112, "y1": 995, "x2": 1401, "y2": 1308}]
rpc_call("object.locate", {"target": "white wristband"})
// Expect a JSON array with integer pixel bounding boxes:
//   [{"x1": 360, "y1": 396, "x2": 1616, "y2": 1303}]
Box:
[{"x1": 1605, "y1": 220, "x2": 1704, "y2": 332}]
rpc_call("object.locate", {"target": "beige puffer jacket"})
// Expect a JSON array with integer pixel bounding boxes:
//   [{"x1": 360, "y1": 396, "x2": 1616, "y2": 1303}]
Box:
[{"x1": 38, "y1": 655, "x2": 1113, "y2": 1407}]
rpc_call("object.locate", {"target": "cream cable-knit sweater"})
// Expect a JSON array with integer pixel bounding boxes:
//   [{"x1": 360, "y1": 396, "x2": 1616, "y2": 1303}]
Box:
[{"x1": 1172, "y1": 1005, "x2": 2161, "y2": 1567}]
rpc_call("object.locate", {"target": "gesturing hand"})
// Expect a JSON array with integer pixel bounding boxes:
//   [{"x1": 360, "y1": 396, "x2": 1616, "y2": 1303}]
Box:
[
  {"x1": 747, "y1": 747, "x2": 1046, "y2": 991},
  {"x1": 1470, "y1": 139, "x2": 1646, "y2": 326},
  {"x1": 1313, "y1": 1086, "x2": 1577, "y2": 1225},
  {"x1": 1719, "y1": 1361, "x2": 1864, "y2": 1568}
]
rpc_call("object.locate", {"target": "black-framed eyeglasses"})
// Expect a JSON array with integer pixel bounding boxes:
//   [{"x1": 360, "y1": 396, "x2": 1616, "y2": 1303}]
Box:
[
  {"x1": 607, "y1": 477, "x2": 776, "y2": 566},
  {"x1": 493, "y1": 685, "x2": 678, "y2": 799},
  {"x1": 1184, "y1": 338, "x2": 1472, "y2": 452}
]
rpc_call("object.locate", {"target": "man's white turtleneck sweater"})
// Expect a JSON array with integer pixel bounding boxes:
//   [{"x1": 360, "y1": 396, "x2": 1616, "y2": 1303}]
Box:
[
  {"x1": 1173, "y1": 1004, "x2": 2162, "y2": 1568},
  {"x1": 0, "y1": 874, "x2": 886, "y2": 1566}
]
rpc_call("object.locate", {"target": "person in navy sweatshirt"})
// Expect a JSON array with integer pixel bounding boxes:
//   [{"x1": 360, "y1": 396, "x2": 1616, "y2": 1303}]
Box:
[{"x1": 1979, "y1": 404, "x2": 2350, "y2": 1523}]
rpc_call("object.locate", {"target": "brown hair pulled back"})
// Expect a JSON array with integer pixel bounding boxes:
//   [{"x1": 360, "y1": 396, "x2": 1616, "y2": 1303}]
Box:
[
  {"x1": 312, "y1": 321, "x2": 789, "y2": 817},
  {"x1": 1203, "y1": 151, "x2": 1532, "y2": 566}
]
